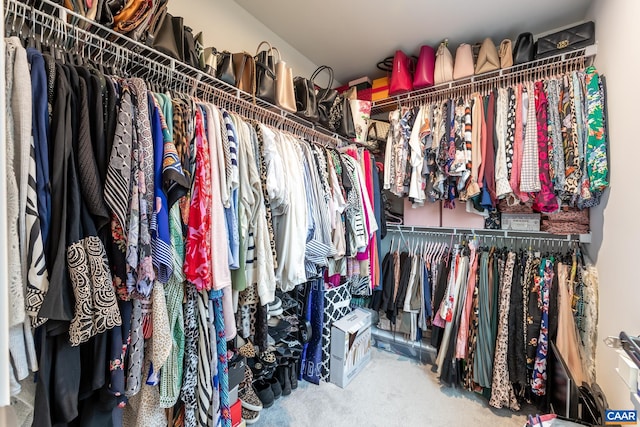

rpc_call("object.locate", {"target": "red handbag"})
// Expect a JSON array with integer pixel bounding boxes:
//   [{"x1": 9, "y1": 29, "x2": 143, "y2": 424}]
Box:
[
  {"x1": 388, "y1": 50, "x2": 413, "y2": 95},
  {"x1": 413, "y1": 45, "x2": 435, "y2": 89}
]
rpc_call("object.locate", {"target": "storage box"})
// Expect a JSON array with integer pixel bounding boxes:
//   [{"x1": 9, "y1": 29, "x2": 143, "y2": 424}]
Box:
[
  {"x1": 348, "y1": 76, "x2": 372, "y2": 88},
  {"x1": 228, "y1": 356, "x2": 247, "y2": 391},
  {"x1": 371, "y1": 77, "x2": 389, "y2": 101},
  {"x1": 403, "y1": 199, "x2": 441, "y2": 227},
  {"x1": 501, "y1": 213, "x2": 541, "y2": 231},
  {"x1": 440, "y1": 202, "x2": 486, "y2": 229},
  {"x1": 231, "y1": 400, "x2": 242, "y2": 427},
  {"x1": 330, "y1": 308, "x2": 372, "y2": 388},
  {"x1": 357, "y1": 88, "x2": 372, "y2": 102},
  {"x1": 617, "y1": 351, "x2": 638, "y2": 392},
  {"x1": 229, "y1": 385, "x2": 239, "y2": 406}
]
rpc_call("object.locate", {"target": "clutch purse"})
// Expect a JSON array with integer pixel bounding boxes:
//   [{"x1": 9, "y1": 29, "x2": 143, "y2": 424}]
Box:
[{"x1": 535, "y1": 21, "x2": 595, "y2": 58}]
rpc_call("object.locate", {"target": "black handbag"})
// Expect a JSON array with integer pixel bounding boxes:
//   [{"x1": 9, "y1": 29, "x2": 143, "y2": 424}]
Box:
[
  {"x1": 337, "y1": 95, "x2": 355, "y2": 138},
  {"x1": 151, "y1": 13, "x2": 183, "y2": 61},
  {"x1": 513, "y1": 32, "x2": 535, "y2": 65},
  {"x1": 183, "y1": 25, "x2": 199, "y2": 68},
  {"x1": 331, "y1": 87, "x2": 356, "y2": 138},
  {"x1": 293, "y1": 75, "x2": 319, "y2": 123},
  {"x1": 216, "y1": 51, "x2": 236, "y2": 86},
  {"x1": 311, "y1": 65, "x2": 339, "y2": 129},
  {"x1": 535, "y1": 21, "x2": 595, "y2": 59},
  {"x1": 254, "y1": 41, "x2": 277, "y2": 104},
  {"x1": 140, "y1": 0, "x2": 167, "y2": 46}
]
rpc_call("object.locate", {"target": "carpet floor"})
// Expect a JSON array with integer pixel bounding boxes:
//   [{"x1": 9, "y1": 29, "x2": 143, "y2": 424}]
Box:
[{"x1": 254, "y1": 347, "x2": 528, "y2": 427}]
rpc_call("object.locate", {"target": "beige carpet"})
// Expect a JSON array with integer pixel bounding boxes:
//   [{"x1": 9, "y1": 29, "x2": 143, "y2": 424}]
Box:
[{"x1": 254, "y1": 347, "x2": 528, "y2": 427}]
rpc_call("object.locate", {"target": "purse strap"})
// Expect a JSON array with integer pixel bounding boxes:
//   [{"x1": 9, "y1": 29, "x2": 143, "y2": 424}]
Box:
[
  {"x1": 271, "y1": 46, "x2": 282, "y2": 63},
  {"x1": 310, "y1": 65, "x2": 334, "y2": 89},
  {"x1": 367, "y1": 122, "x2": 378, "y2": 141},
  {"x1": 437, "y1": 39, "x2": 449, "y2": 56},
  {"x1": 255, "y1": 40, "x2": 273, "y2": 55},
  {"x1": 376, "y1": 56, "x2": 393, "y2": 72}
]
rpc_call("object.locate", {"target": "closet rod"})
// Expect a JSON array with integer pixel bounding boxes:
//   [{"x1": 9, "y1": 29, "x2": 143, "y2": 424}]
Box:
[
  {"x1": 386, "y1": 225, "x2": 589, "y2": 243},
  {"x1": 372, "y1": 44, "x2": 597, "y2": 114},
  {"x1": 5, "y1": 0, "x2": 344, "y2": 147}
]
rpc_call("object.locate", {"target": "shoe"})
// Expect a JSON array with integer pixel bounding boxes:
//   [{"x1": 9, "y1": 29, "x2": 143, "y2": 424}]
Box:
[
  {"x1": 239, "y1": 384, "x2": 263, "y2": 412},
  {"x1": 268, "y1": 318, "x2": 291, "y2": 343},
  {"x1": 277, "y1": 365, "x2": 292, "y2": 396},
  {"x1": 268, "y1": 297, "x2": 283, "y2": 317},
  {"x1": 276, "y1": 291, "x2": 299, "y2": 312},
  {"x1": 269, "y1": 376, "x2": 282, "y2": 399},
  {"x1": 237, "y1": 338, "x2": 257, "y2": 359},
  {"x1": 254, "y1": 379, "x2": 275, "y2": 409},
  {"x1": 242, "y1": 407, "x2": 260, "y2": 425},
  {"x1": 268, "y1": 297, "x2": 282, "y2": 312},
  {"x1": 289, "y1": 360, "x2": 298, "y2": 390}
]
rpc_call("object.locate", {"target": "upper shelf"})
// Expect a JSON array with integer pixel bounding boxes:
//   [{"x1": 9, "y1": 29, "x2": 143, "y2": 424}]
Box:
[
  {"x1": 5, "y1": 0, "x2": 348, "y2": 146},
  {"x1": 371, "y1": 44, "x2": 598, "y2": 115}
]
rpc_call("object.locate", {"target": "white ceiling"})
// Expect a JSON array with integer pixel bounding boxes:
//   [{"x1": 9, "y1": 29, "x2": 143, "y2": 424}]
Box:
[{"x1": 233, "y1": 0, "x2": 593, "y2": 84}]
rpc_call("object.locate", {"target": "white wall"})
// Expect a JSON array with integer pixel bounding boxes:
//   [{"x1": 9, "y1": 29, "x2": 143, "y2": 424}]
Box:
[
  {"x1": 168, "y1": 0, "x2": 333, "y2": 87},
  {"x1": 587, "y1": 0, "x2": 640, "y2": 412}
]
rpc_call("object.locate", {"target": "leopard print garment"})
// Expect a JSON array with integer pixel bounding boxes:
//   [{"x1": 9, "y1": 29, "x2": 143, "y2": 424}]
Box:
[{"x1": 489, "y1": 252, "x2": 520, "y2": 410}]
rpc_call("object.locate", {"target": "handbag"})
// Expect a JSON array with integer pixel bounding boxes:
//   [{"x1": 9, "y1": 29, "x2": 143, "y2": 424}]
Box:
[
  {"x1": 232, "y1": 52, "x2": 256, "y2": 95},
  {"x1": 350, "y1": 98, "x2": 372, "y2": 143},
  {"x1": 475, "y1": 37, "x2": 499, "y2": 74},
  {"x1": 273, "y1": 47, "x2": 297, "y2": 113},
  {"x1": 254, "y1": 41, "x2": 277, "y2": 104},
  {"x1": 333, "y1": 87, "x2": 356, "y2": 139},
  {"x1": 498, "y1": 39, "x2": 513, "y2": 68},
  {"x1": 293, "y1": 74, "x2": 319, "y2": 122},
  {"x1": 194, "y1": 31, "x2": 205, "y2": 71},
  {"x1": 413, "y1": 45, "x2": 435, "y2": 89},
  {"x1": 311, "y1": 65, "x2": 339, "y2": 129},
  {"x1": 535, "y1": 21, "x2": 595, "y2": 58},
  {"x1": 112, "y1": 0, "x2": 153, "y2": 34},
  {"x1": 434, "y1": 39, "x2": 453, "y2": 85},
  {"x1": 183, "y1": 25, "x2": 199, "y2": 68},
  {"x1": 388, "y1": 50, "x2": 413, "y2": 95},
  {"x1": 203, "y1": 47, "x2": 218, "y2": 76},
  {"x1": 361, "y1": 122, "x2": 382, "y2": 151},
  {"x1": 513, "y1": 32, "x2": 535, "y2": 65},
  {"x1": 216, "y1": 51, "x2": 236, "y2": 86},
  {"x1": 141, "y1": 0, "x2": 168, "y2": 47},
  {"x1": 122, "y1": 0, "x2": 162, "y2": 41},
  {"x1": 151, "y1": 13, "x2": 183, "y2": 61},
  {"x1": 453, "y1": 43, "x2": 474, "y2": 79}
]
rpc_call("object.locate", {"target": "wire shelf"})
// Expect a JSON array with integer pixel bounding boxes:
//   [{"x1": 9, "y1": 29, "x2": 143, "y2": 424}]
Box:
[
  {"x1": 386, "y1": 224, "x2": 590, "y2": 244},
  {"x1": 371, "y1": 44, "x2": 598, "y2": 115},
  {"x1": 5, "y1": 0, "x2": 349, "y2": 146}
]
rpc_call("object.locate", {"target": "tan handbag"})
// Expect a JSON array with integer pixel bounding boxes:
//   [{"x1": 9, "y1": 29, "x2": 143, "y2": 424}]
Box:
[
  {"x1": 475, "y1": 38, "x2": 500, "y2": 74},
  {"x1": 232, "y1": 52, "x2": 256, "y2": 95},
  {"x1": 453, "y1": 43, "x2": 474, "y2": 80},
  {"x1": 273, "y1": 47, "x2": 296, "y2": 113},
  {"x1": 499, "y1": 39, "x2": 513, "y2": 68},
  {"x1": 434, "y1": 39, "x2": 454, "y2": 85}
]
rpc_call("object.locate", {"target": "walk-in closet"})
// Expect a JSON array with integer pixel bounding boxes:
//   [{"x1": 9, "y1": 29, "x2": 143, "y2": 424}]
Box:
[{"x1": 0, "y1": 0, "x2": 637, "y2": 426}]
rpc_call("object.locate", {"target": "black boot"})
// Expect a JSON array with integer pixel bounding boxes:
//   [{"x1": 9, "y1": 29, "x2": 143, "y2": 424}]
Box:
[
  {"x1": 278, "y1": 364, "x2": 292, "y2": 396},
  {"x1": 289, "y1": 359, "x2": 298, "y2": 390}
]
